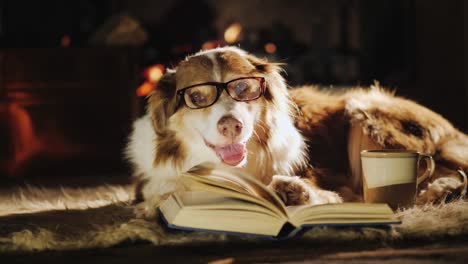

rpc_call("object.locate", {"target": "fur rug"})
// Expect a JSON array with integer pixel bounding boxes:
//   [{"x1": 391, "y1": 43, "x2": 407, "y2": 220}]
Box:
[{"x1": 0, "y1": 184, "x2": 467, "y2": 252}]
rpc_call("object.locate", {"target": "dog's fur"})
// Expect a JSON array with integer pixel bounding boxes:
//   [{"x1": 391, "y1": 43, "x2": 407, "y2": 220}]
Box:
[{"x1": 126, "y1": 47, "x2": 468, "y2": 217}]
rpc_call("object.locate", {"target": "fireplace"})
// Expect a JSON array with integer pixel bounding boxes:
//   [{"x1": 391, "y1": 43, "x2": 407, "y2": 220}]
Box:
[{"x1": 0, "y1": 48, "x2": 138, "y2": 179}]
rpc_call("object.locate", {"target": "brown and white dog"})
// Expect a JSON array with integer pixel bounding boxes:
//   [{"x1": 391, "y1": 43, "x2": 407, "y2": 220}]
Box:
[{"x1": 126, "y1": 47, "x2": 468, "y2": 218}]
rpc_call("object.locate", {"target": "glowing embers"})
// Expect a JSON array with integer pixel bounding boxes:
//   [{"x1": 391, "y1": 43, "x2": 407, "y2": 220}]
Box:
[
  {"x1": 264, "y1": 43, "x2": 277, "y2": 54},
  {"x1": 136, "y1": 64, "x2": 165, "y2": 97},
  {"x1": 61, "y1": 35, "x2": 71, "y2": 47},
  {"x1": 224, "y1": 23, "x2": 242, "y2": 44},
  {"x1": 202, "y1": 40, "x2": 221, "y2": 51}
]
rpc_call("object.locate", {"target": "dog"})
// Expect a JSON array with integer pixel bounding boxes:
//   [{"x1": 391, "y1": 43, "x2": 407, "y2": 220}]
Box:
[{"x1": 126, "y1": 47, "x2": 467, "y2": 218}]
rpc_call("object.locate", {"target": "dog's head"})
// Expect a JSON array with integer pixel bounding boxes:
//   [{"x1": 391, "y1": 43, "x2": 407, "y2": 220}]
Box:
[{"x1": 148, "y1": 47, "x2": 292, "y2": 169}]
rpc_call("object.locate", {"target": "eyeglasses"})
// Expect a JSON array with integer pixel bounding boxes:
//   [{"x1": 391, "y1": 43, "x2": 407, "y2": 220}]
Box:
[{"x1": 176, "y1": 77, "x2": 265, "y2": 109}]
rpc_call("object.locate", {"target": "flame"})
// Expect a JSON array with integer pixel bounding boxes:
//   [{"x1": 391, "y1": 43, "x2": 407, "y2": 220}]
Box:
[
  {"x1": 146, "y1": 64, "x2": 165, "y2": 83},
  {"x1": 3, "y1": 103, "x2": 86, "y2": 177},
  {"x1": 224, "y1": 23, "x2": 242, "y2": 44},
  {"x1": 136, "y1": 82, "x2": 155, "y2": 97},
  {"x1": 61, "y1": 35, "x2": 71, "y2": 47},
  {"x1": 202, "y1": 40, "x2": 220, "y2": 50},
  {"x1": 264, "y1": 43, "x2": 277, "y2": 54},
  {"x1": 9, "y1": 104, "x2": 41, "y2": 164},
  {"x1": 137, "y1": 64, "x2": 165, "y2": 97}
]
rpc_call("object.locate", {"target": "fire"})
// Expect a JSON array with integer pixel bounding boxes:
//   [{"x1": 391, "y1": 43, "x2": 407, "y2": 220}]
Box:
[
  {"x1": 136, "y1": 64, "x2": 165, "y2": 97},
  {"x1": 264, "y1": 43, "x2": 277, "y2": 54},
  {"x1": 202, "y1": 40, "x2": 220, "y2": 50},
  {"x1": 136, "y1": 82, "x2": 155, "y2": 97},
  {"x1": 61, "y1": 35, "x2": 71, "y2": 47},
  {"x1": 146, "y1": 64, "x2": 165, "y2": 83},
  {"x1": 224, "y1": 23, "x2": 242, "y2": 44}
]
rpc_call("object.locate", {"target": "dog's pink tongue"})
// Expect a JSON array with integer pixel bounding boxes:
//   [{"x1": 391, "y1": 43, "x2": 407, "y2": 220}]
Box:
[{"x1": 215, "y1": 143, "x2": 246, "y2": 166}]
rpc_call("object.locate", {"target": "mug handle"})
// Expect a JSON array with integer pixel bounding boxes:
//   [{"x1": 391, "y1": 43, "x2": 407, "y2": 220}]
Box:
[{"x1": 417, "y1": 154, "x2": 435, "y2": 185}]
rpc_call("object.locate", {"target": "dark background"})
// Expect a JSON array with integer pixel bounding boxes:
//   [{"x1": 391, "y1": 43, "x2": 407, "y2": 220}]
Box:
[{"x1": 0, "y1": 0, "x2": 466, "y2": 183}]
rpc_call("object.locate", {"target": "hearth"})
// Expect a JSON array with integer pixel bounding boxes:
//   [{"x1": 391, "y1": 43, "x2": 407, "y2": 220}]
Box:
[{"x1": 0, "y1": 48, "x2": 138, "y2": 179}]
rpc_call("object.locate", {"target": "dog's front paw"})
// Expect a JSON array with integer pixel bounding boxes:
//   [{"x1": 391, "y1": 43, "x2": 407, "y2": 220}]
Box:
[
  {"x1": 134, "y1": 201, "x2": 158, "y2": 219},
  {"x1": 268, "y1": 175, "x2": 342, "y2": 206},
  {"x1": 268, "y1": 175, "x2": 311, "y2": 206},
  {"x1": 134, "y1": 194, "x2": 167, "y2": 219}
]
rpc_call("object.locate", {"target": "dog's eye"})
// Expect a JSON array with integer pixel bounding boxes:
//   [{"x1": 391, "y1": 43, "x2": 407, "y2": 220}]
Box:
[
  {"x1": 233, "y1": 81, "x2": 249, "y2": 96},
  {"x1": 183, "y1": 85, "x2": 217, "y2": 108},
  {"x1": 189, "y1": 91, "x2": 207, "y2": 106},
  {"x1": 234, "y1": 81, "x2": 248, "y2": 93},
  {"x1": 228, "y1": 79, "x2": 261, "y2": 101}
]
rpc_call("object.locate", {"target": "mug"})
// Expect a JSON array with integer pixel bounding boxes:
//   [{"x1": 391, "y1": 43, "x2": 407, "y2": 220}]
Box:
[{"x1": 360, "y1": 150, "x2": 435, "y2": 210}]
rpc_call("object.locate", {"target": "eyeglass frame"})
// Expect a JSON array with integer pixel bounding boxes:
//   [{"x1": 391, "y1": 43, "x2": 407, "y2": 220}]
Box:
[{"x1": 176, "y1": 76, "x2": 266, "y2": 109}]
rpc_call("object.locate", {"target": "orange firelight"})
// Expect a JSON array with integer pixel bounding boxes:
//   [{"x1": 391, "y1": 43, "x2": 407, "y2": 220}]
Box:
[
  {"x1": 61, "y1": 35, "x2": 71, "y2": 47},
  {"x1": 224, "y1": 23, "x2": 242, "y2": 44},
  {"x1": 264, "y1": 43, "x2": 277, "y2": 54},
  {"x1": 136, "y1": 81, "x2": 154, "y2": 97},
  {"x1": 202, "y1": 40, "x2": 220, "y2": 50},
  {"x1": 146, "y1": 64, "x2": 165, "y2": 83},
  {"x1": 136, "y1": 64, "x2": 165, "y2": 97}
]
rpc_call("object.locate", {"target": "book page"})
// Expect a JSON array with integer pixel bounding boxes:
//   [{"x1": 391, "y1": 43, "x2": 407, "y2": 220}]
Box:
[
  {"x1": 174, "y1": 191, "x2": 283, "y2": 218},
  {"x1": 209, "y1": 169, "x2": 286, "y2": 211},
  {"x1": 287, "y1": 203, "x2": 397, "y2": 226},
  {"x1": 174, "y1": 208, "x2": 286, "y2": 236},
  {"x1": 160, "y1": 192, "x2": 286, "y2": 236},
  {"x1": 182, "y1": 174, "x2": 288, "y2": 219},
  {"x1": 183, "y1": 163, "x2": 288, "y2": 218}
]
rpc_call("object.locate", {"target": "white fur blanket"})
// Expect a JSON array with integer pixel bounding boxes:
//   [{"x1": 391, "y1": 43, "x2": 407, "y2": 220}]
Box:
[{"x1": 0, "y1": 184, "x2": 467, "y2": 252}]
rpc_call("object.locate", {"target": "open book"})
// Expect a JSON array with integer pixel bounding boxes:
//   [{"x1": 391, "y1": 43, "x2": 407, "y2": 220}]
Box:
[{"x1": 159, "y1": 163, "x2": 400, "y2": 238}]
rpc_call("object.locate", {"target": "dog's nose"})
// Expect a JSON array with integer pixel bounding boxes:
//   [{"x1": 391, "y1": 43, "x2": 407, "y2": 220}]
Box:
[{"x1": 217, "y1": 115, "x2": 243, "y2": 139}]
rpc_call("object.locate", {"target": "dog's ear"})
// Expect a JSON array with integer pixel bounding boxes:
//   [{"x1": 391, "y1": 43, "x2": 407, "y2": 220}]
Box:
[
  {"x1": 147, "y1": 70, "x2": 178, "y2": 136},
  {"x1": 246, "y1": 54, "x2": 293, "y2": 115},
  {"x1": 246, "y1": 54, "x2": 284, "y2": 74}
]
